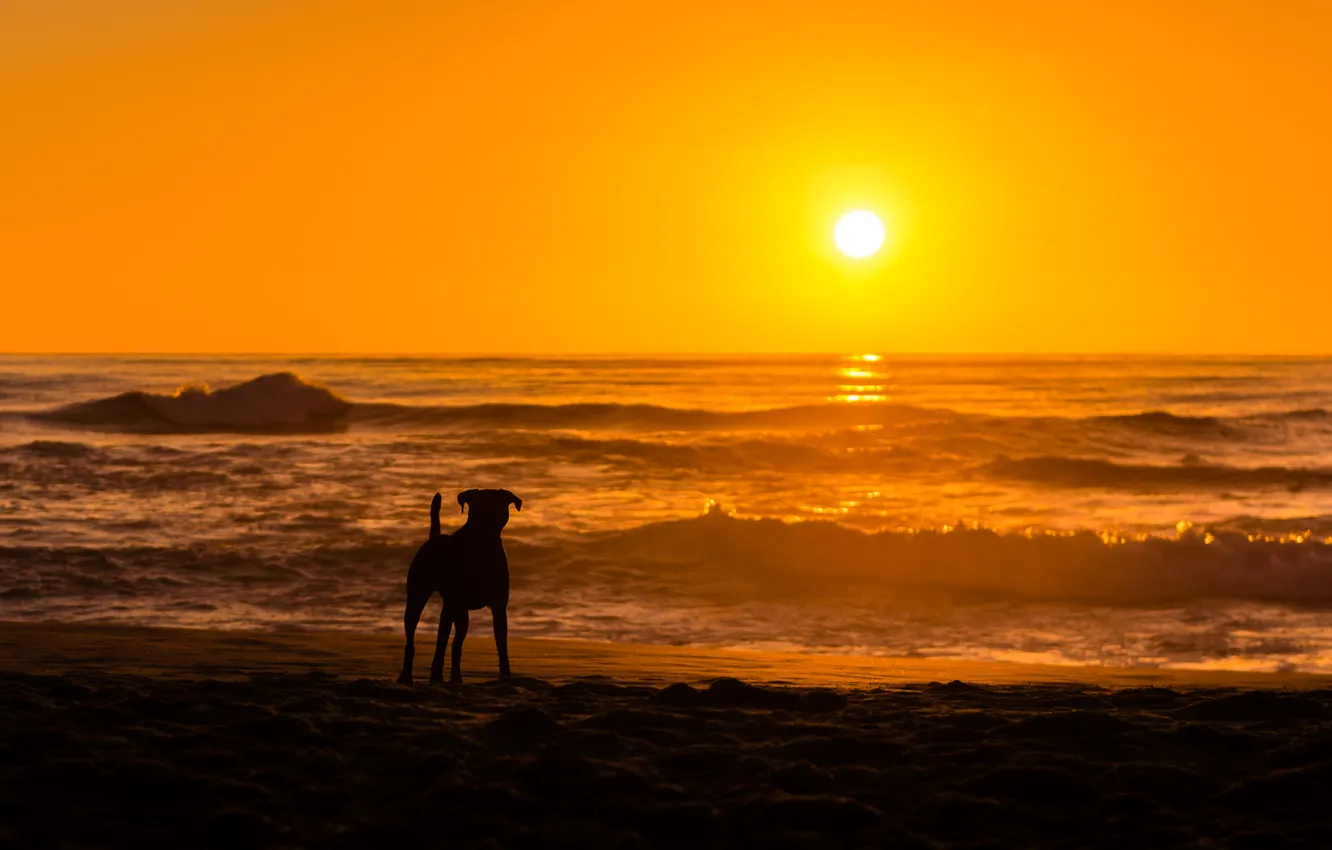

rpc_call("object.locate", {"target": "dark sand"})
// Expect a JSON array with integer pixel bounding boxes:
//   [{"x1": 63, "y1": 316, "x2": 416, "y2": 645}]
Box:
[{"x1": 2, "y1": 622, "x2": 1331, "y2": 848}]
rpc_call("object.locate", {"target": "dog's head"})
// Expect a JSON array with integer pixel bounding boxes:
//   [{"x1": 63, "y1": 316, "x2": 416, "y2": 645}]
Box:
[{"x1": 457, "y1": 489, "x2": 522, "y2": 531}]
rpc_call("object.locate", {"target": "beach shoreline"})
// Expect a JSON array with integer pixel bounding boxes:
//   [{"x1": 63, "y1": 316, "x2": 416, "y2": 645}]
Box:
[{"x1": 3, "y1": 620, "x2": 1328, "y2": 689}]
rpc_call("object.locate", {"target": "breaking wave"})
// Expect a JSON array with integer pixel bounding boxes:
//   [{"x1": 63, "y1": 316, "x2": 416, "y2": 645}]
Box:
[
  {"x1": 565, "y1": 512, "x2": 1332, "y2": 607},
  {"x1": 30, "y1": 373, "x2": 351, "y2": 434},
  {"x1": 7, "y1": 512, "x2": 1332, "y2": 635}
]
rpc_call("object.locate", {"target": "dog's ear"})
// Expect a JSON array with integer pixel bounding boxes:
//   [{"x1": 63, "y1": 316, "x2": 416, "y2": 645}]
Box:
[
  {"x1": 457, "y1": 489, "x2": 478, "y2": 514},
  {"x1": 501, "y1": 489, "x2": 522, "y2": 512}
]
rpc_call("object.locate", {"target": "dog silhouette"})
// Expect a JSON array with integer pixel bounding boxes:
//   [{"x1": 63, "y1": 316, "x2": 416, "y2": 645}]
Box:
[{"x1": 397, "y1": 489, "x2": 522, "y2": 684}]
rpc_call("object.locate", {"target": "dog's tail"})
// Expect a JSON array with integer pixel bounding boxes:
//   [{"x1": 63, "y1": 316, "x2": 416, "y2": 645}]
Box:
[{"x1": 430, "y1": 492, "x2": 442, "y2": 539}]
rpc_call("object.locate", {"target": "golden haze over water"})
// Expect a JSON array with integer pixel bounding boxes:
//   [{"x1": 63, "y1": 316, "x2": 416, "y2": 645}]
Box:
[{"x1": 2, "y1": 0, "x2": 1329, "y2": 353}]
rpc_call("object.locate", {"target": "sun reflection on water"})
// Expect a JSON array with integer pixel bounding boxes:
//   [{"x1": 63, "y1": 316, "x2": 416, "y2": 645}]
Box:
[{"x1": 832, "y1": 355, "x2": 889, "y2": 402}]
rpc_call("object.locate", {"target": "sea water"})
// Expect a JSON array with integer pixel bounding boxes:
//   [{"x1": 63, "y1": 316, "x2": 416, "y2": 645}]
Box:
[{"x1": 3, "y1": 354, "x2": 1332, "y2": 671}]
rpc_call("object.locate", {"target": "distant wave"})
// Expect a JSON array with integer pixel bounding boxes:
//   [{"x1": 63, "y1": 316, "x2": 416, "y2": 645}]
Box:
[
  {"x1": 417, "y1": 431, "x2": 926, "y2": 474},
  {"x1": 981, "y1": 455, "x2": 1332, "y2": 491},
  {"x1": 478, "y1": 438, "x2": 1332, "y2": 486},
  {"x1": 341, "y1": 399, "x2": 1332, "y2": 437},
  {"x1": 1266, "y1": 408, "x2": 1330, "y2": 420},
  {"x1": 1093, "y1": 411, "x2": 1228, "y2": 432},
  {"x1": 30, "y1": 373, "x2": 351, "y2": 434},
  {"x1": 25, "y1": 372, "x2": 1332, "y2": 442},
  {"x1": 350, "y1": 400, "x2": 951, "y2": 431},
  {"x1": 14, "y1": 430, "x2": 1330, "y2": 495},
  {"x1": 1094, "y1": 408, "x2": 1331, "y2": 432}
]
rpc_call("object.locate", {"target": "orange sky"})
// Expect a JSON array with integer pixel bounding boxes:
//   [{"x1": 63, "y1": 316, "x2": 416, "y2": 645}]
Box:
[{"x1": 2, "y1": 0, "x2": 1329, "y2": 353}]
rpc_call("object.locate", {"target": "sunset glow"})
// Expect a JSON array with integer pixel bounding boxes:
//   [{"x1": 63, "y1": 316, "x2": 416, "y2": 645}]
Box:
[{"x1": 2, "y1": 0, "x2": 1330, "y2": 354}]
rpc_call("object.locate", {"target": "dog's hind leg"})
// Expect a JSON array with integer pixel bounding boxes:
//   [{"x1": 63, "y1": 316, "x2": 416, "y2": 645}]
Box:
[
  {"x1": 429, "y1": 600, "x2": 454, "y2": 684},
  {"x1": 397, "y1": 586, "x2": 431, "y2": 685},
  {"x1": 491, "y1": 606, "x2": 511, "y2": 679},
  {"x1": 449, "y1": 609, "x2": 470, "y2": 684}
]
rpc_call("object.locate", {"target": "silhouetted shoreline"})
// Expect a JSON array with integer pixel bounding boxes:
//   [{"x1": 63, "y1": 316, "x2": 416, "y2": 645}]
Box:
[{"x1": 2, "y1": 622, "x2": 1327, "y2": 688}]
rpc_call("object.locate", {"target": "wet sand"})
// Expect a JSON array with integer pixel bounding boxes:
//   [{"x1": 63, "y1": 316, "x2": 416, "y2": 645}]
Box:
[{"x1": 2, "y1": 622, "x2": 1331, "y2": 848}]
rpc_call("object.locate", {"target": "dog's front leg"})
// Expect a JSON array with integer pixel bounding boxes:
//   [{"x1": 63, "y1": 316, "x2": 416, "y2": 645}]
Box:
[
  {"x1": 492, "y1": 605, "x2": 511, "y2": 679},
  {"x1": 450, "y1": 609, "x2": 470, "y2": 684},
  {"x1": 429, "y1": 602, "x2": 453, "y2": 684}
]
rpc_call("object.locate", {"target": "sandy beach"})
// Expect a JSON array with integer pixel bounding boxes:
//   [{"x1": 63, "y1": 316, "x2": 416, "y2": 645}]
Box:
[{"x1": 3, "y1": 621, "x2": 1331, "y2": 848}]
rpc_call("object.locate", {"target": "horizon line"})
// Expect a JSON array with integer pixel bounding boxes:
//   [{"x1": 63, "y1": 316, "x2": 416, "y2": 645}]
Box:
[{"x1": 5, "y1": 351, "x2": 1332, "y2": 359}]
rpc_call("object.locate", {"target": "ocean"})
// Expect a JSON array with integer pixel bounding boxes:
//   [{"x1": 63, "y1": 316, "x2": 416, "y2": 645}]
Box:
[{"x1": 3, "y1": 354, "x2": 1332, "y2": 671}]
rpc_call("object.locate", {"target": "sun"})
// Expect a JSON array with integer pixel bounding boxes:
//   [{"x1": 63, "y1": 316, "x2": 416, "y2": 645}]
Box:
[{"x1": 833, "y1": 210, "x2": 885, "y2": 259}]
